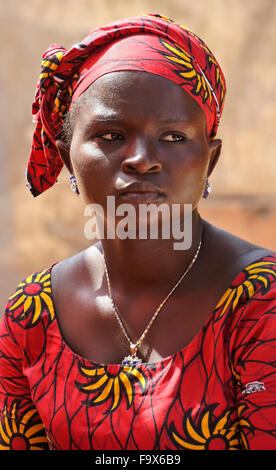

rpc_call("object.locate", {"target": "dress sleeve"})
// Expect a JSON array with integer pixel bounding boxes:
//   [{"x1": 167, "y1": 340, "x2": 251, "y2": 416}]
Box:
[
  {"x1": 229, "y1": 277, "x2": 276, "y2": 450},
  {"x1": 0, "y1": 290, "x2": 49, "y2": 450}
]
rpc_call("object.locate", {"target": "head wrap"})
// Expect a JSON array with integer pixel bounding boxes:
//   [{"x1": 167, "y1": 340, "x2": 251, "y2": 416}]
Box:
[{"x1": 27, "y1": 14, "x2": 226, "y2": 197}]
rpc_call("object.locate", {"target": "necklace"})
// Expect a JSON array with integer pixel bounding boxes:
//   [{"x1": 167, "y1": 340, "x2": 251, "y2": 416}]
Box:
[{"x1": 104, "y1": 238, "x2": 202, "y2": 366}]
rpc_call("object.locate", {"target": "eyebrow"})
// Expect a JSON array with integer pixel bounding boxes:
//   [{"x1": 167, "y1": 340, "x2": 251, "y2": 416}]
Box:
[{"x1": 91, "y1": 115, "x2": 192, "y2": 124}]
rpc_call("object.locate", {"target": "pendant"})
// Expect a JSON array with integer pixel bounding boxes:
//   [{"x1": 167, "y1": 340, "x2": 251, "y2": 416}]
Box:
[
  {"x1": 122, "y1": 343, "x2": 142, "y2": 366},
  {"x1": 122, "y1": 354, "x2": 142, "y2": 366}
]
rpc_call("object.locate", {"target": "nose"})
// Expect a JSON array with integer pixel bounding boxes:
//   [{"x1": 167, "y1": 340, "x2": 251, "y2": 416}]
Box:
[{"x1": 121, "y1": 137, "x2": 162, "y2": 175}]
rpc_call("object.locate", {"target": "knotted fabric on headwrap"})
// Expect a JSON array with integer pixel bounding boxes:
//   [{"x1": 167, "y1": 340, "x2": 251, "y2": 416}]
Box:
[{"x1": 27, "y1": 14, "x2": 226, "y2": 197}]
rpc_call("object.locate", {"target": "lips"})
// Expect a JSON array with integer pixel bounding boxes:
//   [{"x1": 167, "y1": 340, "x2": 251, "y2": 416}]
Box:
[{"x1": 117, "y1": 181, "x2": 166, "y2": 203}]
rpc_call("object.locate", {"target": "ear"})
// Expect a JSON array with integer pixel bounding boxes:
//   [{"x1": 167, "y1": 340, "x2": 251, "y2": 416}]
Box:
[
  {"x1": 56, "y1": 139, "x2": 74, "y2": 174},
  {"x1": 207, "y1": 138, "x2": 222, "y2": 177}
]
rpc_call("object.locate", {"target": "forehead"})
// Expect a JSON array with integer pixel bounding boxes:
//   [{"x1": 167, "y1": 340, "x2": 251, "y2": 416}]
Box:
[{"x1": 77, "y1": 71, "x2": 205, "y2": 124}]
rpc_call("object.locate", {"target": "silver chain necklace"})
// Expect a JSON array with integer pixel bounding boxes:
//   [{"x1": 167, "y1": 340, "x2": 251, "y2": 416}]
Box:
[{"x1": 104, "y1": 238, "x2": 202, "y2": 366}]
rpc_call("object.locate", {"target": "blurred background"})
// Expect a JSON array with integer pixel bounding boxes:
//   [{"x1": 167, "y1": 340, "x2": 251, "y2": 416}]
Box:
[{"x1": 1, "y1": 0, "x2": 276, "y2": 312}]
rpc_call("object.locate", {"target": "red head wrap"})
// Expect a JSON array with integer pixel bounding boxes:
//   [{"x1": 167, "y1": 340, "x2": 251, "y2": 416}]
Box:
[{"x1": 27, "y1": 14, "x2": 226, "y2": 196}]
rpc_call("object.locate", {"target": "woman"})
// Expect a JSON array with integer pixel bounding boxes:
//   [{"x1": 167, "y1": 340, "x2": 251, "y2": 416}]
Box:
[{"x1": 1, "y1": 14, "x2": 276, "y2": 451}]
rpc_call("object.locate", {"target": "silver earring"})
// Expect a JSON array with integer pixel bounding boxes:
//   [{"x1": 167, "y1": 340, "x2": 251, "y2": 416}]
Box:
[
  {"x1": 203, "y1": 178, "x2": 212, "y2": 198},
  {"x1": 70, "y1": 175, "x2": 80, "y2": 195}
]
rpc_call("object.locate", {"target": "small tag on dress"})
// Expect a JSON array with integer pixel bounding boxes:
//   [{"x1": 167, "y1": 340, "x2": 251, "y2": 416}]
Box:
[{"x1": 242, "y1": 381, "x2": 265, "y2": 395}]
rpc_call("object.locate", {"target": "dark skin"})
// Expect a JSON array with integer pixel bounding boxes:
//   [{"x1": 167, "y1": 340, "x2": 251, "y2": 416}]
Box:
[{"x1": 53, "y1": 71, "x2": 273, "y2": 364}]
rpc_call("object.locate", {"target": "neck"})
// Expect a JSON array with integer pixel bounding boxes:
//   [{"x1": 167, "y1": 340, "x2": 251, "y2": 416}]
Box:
[{"x1": 100, "y1": 210, "x2": 203, "y2": 291}]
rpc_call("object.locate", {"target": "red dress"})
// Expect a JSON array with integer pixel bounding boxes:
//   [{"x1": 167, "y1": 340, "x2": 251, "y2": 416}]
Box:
[{"x1": 1, "y1": 254, "x2": 276, "y2": 450}]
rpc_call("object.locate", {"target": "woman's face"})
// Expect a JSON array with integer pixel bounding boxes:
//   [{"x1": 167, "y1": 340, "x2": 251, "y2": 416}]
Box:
[{"x1": 66, "y1": 71, "x2": 221, "y2": 212}]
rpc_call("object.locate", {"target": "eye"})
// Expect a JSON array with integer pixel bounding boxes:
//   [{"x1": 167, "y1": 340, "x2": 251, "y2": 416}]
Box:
[
  {"x1": 98, "y1": 132, "x2": 124, "y2": 141},
  {"x1": 161, "y1": 133, "x2": 187, "y2": 142}
]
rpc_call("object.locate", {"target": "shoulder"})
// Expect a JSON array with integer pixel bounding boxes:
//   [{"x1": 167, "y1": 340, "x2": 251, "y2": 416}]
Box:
[
  {"x1": 215, "y1": 253, "x2": 276, "y2": 315},
  {"x1": 214, "y1": 253, "x2": 276, "y2": 358},
  {"x1": 3, "y1": 243, "x2": 103, "y2": 327},
  {"x1": 51, "y1": 243, "x2": 104, "y2": 298},
  {"x1": 3, "y1": 266, "x2": 54, "y2": 329},
  {"x1": 202, "y1": 219, "x2": 275, "y2": 287},
  {"x1": 203, "y1": 219, "x2": 276, "y2": 264},
  {"x1": 204, "y1": 217, "x2": 276, "y2": 341}
]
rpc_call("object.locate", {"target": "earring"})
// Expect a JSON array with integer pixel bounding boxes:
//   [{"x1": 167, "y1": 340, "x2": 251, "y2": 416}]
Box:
[
  {"x1": 203, "y1": 178, "x2": 212, "y2": 198},
  {"x1": 70, "y1": 175, "x2": 80, "y2": 195}
]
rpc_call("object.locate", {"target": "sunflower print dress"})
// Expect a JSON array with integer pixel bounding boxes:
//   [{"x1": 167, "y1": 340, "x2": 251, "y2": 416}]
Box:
[{"x1": 1, "y1": 254, "x2": 276, "y2": 451}]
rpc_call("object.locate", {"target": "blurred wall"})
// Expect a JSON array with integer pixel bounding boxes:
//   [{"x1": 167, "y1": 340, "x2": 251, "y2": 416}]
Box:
[{"x1": 1, "y1": 0, "x2": 276, "y2": 312}]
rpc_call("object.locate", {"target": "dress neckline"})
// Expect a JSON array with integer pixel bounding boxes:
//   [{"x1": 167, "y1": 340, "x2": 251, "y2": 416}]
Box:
[{"x1": 49, "y1": 253, "x2": 276, "y2": 370}]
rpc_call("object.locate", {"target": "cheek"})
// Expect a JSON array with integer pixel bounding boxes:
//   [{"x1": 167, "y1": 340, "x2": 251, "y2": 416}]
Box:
[
  {"x1": 70, "y1": 141, "x2": 112, "y2": 203},
  {"x1": 71, "y1": 141, "x2": 110, "y2": 172},
  {"x1": 168, "y1": 140, "x2": 210, "y2": 202}
]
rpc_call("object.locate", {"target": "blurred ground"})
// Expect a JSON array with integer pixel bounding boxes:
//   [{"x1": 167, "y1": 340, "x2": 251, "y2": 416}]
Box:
[{"x1": 0, "y1": 0, "x2": 275, "y2": 313}]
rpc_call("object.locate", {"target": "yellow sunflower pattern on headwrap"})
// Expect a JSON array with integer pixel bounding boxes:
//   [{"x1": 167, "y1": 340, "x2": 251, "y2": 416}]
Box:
[
  {"x1": 214, "y1": 260, "x2": 276, "y2": 319},
  {"x1": 7, "y1": 269, "x2": 54, "y2": 327},
  {"x1": 161, "y1": 39, "x2": 213, "y2": 104},
  {"x1": 76, "y1": 363, "x2": 147, "y2": 412},
  {"x1": 169, "y1": 405, "x2": 251, "y2": 450},
  {"x1": 0, "y1": 399, "x2": 48, "y2": 450}
]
